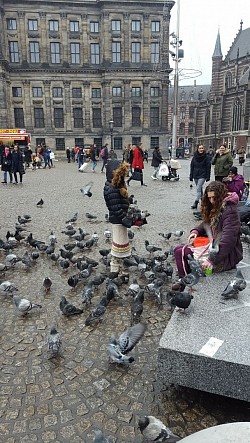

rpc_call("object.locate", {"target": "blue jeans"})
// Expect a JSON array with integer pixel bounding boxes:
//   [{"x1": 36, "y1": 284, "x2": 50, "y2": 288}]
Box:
[
  {"x1": 194, "y1": 178, "x2": 206, "y2": 201},
  {"x1": 101, "y1": 158, "x2": 107, "y2": 172},
  {"x1": 92, "y1": 159, "x2": 97, "y2": 171},
  {"x1": 152, "y1": 166, "x2": 160, "y2": 178},
  {"x1": 3, "y1": 171, "x2": 13, "y2": 183}
]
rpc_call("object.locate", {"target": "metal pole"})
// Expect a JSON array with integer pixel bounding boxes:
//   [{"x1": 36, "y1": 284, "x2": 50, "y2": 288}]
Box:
[
  {"x1": 172, "y1": 0, "x2": 180, "y2": 159},
  {"x1": 111, "y1": 130, "x2": 114, "y2": 150}
]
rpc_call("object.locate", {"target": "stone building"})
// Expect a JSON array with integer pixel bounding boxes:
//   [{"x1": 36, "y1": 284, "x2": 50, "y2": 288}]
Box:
[{"x1": 0, "y1": 0, "x2": 175, "y2": 151}]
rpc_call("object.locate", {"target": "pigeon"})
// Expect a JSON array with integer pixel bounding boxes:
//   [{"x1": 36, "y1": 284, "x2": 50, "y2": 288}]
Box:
[
  {"x1": 163, "y1": 262, "x2": 174, "y2": 278},
  {"x1": 59, "y1": 296, "x2": 83, "y2": 316},
  {"x1": 85, "y1": 238, "x2": 95, "y2": 249},
  {"x1": 5, "y1": 253, "x2": 22, "y2": 266},
  {"x1": 90, "y1": 275, "x2": 106, "y2": 288},
  {"x1": 50, "y1": 252, "x2": 60, "y2": 264},
  {"x1": 59, "y1": 249, "x2": 74, "y2": 260},
  {"x1": 66, "y1": 212, "x2": 78, "y2": 224},
  {"x1": 92, "y1": 231, "x2": 100, "y2": 243},
  {"x1": 43, "y1": 277, "x2": 52, "y2": 292},
  {"x1": 81, "y1": 282, "x2": 94, "y2": 306},
  {"x1": 181, "y1": 271, "x2": 200, "y2": 291},
  {"x1": 48, "y1": 327, "x2": 62, "y2": 357},
  {"x1": 99, "y1": 248, "x2": 111, "y2": 259},
  {"x1": 107, "y1": 322, "x2": 146, "y2": 364},
  {"x1": 21, "y1": 251, "x2": 33, "y2": 268},
  {"x1": 145, "y1": 240, "x2": 162, "y2": 254},
  {"x1": 48, "y1": 231, "x2": 57, "y2": 243},
  {"x1": 85, "y1": 212, "x2": 97, "y2": 220},
  {"x1": 104, "y1": 229, "x2": 112, "y2": 242},
  {"x1": 128, "y1": 229, "x2": 134, "y2": 241},
  {"x1": 79, "y1": 264, "x2": 93, "y2": 279},
  {"x1": 13, "y1": 295, "x2": 42, "y2": 315},
  {"x1": 31, "y1": 251, "x2": 40, "y2": 261},
  {"x1": 36, "y1": 198, "x2": 44, "y2": 208},
  {"x1": 221, "y1": 268, "x2": 247, "y2": 299},
  {"x1": 158, "y1": 232, "x2": 172, "y2": 240},
  {"x1": 64, "y1": 243, "x2": 76, "y2": 251},
  {"x1": 80, "y1": 181, "x2": 93, "y2": 198},
  {"x1": 167, "y1": 290, "x2": 193, "y2": 313},
  {"x1": 85, "y1": 303, "x2": 106, "y2": 326},
  {"x1": 0, "y1": 281, "x2": 18, "y2": 295},
  {"x1": 67, "y1": 274, "x2": 80, "y2": 290},
  {"x1": 58, "y1": 259, "x2": 70, "y2": 271},
  {"x1": 93, "y1": 429, "x2": 111, "y2": 443},
  {"x1": 106, "y1": 278, "x2": 120, "y2": 302},
  {"x1": 26, "y1": 233, "x2": 45, "y2": 249},
  {"x1": 203, "y1": 224, "x2": 220, "y2": 257},
  {"x1": 125, "y1": 278, "x2": 141, "y2": 297},
  {"x1": 14, "y1": 231, "x2": 26, "y2": 242},
  {"x1": 17, "y1": 215, "x2": 31, "y2": 224},
  {"x1": 172, "y1": 230, "x2": 184, "y2": 239},
  {"x1": 187, "y1": 254, "x2": 204, "y2": 277},
  {"x1": 131, "y1": 290, "x2": 144, "y2": 324},
  {"x1": 145, "y1": 281, "x2": 163, "y2": 307},
  {"x1": 45, "y1": 241, "x2": 56, "y2": 255},
  {"x1": 138, "y1": 415, "x2": 181, "y2": 442},
  {"x1": 61, "y1": 228, "x2": 76, "y2": 238}
]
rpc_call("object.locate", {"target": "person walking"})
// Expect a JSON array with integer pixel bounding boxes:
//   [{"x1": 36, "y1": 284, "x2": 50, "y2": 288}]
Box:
[
  {"x1": 12, "y1": 145, "x2": 25, "y2": 184},
  {"x1": 100, "y1": 144, "x2": 109, "y2": 173},
  {"x1": 42, "y1": 146, "x2": 50, "y2": 169},
  {"x1": 189, "y1": 145, "x2": 211, "y2": 209},
  {"x1": 238, "y1": 146, "x2": 246, "y2": 166},
  {"x1": 211, "y1": 145, "x2": 233, "y2": 182},
  {"x1": 90, "y1": 144, "x2": 97, "y2": 172},
  {"x1": 24, "y1": 145, "x2": 32, "y2": 168},
  {"x1": 66, "y1": 147, "x2": 71, "y2": 163},
  {"x1": 127, "y1": 144, "x2": 147, "y2": 186},
  {"x1": 151, "y1": 147, "x2": 163, "y2": 180},
  {"x1": 1, "y1": 146, "x2": 13, "y2": 184}
]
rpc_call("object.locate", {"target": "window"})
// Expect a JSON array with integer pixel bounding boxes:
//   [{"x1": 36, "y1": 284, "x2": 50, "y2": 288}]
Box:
[
  {"x1": 75, "y1": 138, "x2": 84, "y2": 147},
  {"x1": 72, "y1": 88, "x2": 82, "y2": 98},
  {"x1": 7, "y1": 19, "x2": 17, "y2": 30},
  {"x1": 9, "y1": 41, "x2": 19, "y2": 63},
  {"x1": 232, "y1": 98, "x2": 242, "y2": 132},
  {"x1": 132, "y1": 136, "x2": 141, "y2": 146},
  {"x1": 150, "y1": 107, "x2": 159, "y2": 127},
  {"x1": 112, "y1": 42, "x2": 121, "y2": 63},
  {"x1": 150, "y1": 137, "x2": 159, "y2": 149},
  {"x1": 151, "y1": 21, "x2": 160, "y2": 32},
  {"x1": 92, "y1": 88, "x2": 101, "y2": 98},
  {"x1": 32, "y1": 87, "x2": 43, "y2": 97},
  {"x1": 188, "y1": 122, "x2": 194, "y2": 134},
  {"x1": 112, "y1": 87, "x2": 122, "y2": 97},
  {"x1": 94, "y1": 138, "x2": 102, "y2": 149},
  {"x1": 70, "y1": 43, "x2": 80, "y2": 64},
  {"x1": 36, "y1": 138, "x2": 45, "y2": 146},
  {"x1": 111, "y1": 20, "x2": 121, "y2": 31},
  {"x1": 28, "y1": 19, "x2": 38, "y2": 31},
  {"x1": 29, "y1": 42, "x2": 40, "y2": 63},
  {"x1": 131, "y1": 42, "x2": 140, "y2": 63},
  {"x1": 113, "y1": 107, "x2": 122, "y2": 127},
  {"x1": 180, "y1": 106, "x2": 186, "y2": 120},
  {"x1": 54, "y1": 108, "x2": 64, "y2": 128},
  {"x1": 34, "y1": 108, "x2": 45, "y2": 128},
  {"x1": 49, "y1": 20, "x2": 59, "y2": 32},
  {"x1": 151, "y1": 87, "x2": 159, "y2": 97},
  {"x1": 179, "y1": 122, "x2": 185, "y2": 135},
  {"x1": 114, "y1": 137, "x2": 123, "y2": 150},
  {"x1": 131, "y1": 20, "x2": 141, "y2": 32},
  {"x1": 205, "y1": 109, "x2": 210, "y2": 135},
  {"x1": 92, "y1": 108, "x2": 102, "y2": 128},
  {"x1": 132, "y1": 107, "x2": 141, "y2": 127},
  {"x1": 225, "y1": 72, "x2": 233, "y2": 89},
  {"x1": 53, "y1": 87, "x2": 63, "y2": 98},
  {"x1": 151, "y1": 42, "x2": 160, "y2": 63},
  {"x1": 73, "y1": 108, "x2": 83, "y2": 128},
  {"x1": 90, "y1": 43, "x2": 100, "y2": 64},
  {"x1": 50, "y1": 42, "x2": 60, "y2": 64},
  {"x1": 70, "y1": 21, "x2": 79, "y2": 32},
  {"x1": 132, "y1": 87, "x2": 141, "y2": 97},
  {"x1": 55, "y1": 138, "x2": 65, "y2": 150},
  {"x1": 90, "y1": 21, "x2": 99, "y2": 33},
  {"x1": 14, "y1": 108, "x2": 24, "y2": 127},
  {"x1": 12, "y1": 87, "x2": 22, "y2": 97},
  {"x1": 189, "y1": 106, "x2": 194, "y2": 118}
]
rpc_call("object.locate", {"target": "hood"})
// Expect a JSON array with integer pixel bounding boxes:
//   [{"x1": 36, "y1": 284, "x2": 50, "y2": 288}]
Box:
[
  {"x1": 105, "y1": 159, "x2": 121, "y2": 182},
  {"x1": 224, "y1": 192, "x2": 239, "y2": 205},
  {"x1": 233, "y1": 174, "x2": 244, "y2": 181}
]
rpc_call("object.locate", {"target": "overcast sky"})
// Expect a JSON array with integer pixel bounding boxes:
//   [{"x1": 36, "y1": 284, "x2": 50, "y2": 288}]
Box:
[{"x1": 169, "y1": 0, "x2": 250, "y2": 86}]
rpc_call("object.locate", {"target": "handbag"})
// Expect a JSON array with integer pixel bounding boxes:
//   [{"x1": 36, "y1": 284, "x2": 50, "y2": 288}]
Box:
[{"x1": 131, "y1": 168, "x2": 143, "y2": 181}]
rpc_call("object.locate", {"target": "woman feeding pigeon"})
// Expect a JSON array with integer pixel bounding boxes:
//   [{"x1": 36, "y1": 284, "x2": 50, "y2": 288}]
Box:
[
  {"x1": 104, "y1": 160, "x2": 132, "y2": 272},
  {"x1": 174, "y1": 181, "x2": 243, "y2": 284}
]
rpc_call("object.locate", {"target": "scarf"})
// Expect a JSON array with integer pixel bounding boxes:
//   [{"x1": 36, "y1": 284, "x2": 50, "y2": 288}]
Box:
[{"x1": 194, "y1": 152, "x2": 207, "y2": 163}]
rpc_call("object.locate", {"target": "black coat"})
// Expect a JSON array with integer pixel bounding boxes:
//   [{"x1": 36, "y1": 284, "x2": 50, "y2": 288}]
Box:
[
  {"x1": 103, "y1": 181, "x2": 129, "y2": 225},
  {"x1": 151, "y1": 149, "x2": 163, "y2": 167},
  {"x1": 190, "y1": 153, "x2": 211, "y2": 181},
  {"x1": 12, "y1": 151, "x2": 25, "y2": 174},
  {"x1": 1, "y1": 152, "x2": 13, "y2": 172}
]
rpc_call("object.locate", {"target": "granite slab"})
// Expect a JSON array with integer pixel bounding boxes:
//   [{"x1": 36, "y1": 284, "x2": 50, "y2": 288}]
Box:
[
  {"x1": 180, "y1": 422, "x2": 250, "y2": 442},
  {"x1": 158, "y1": 260, "x2": 250, "y2": 401}
]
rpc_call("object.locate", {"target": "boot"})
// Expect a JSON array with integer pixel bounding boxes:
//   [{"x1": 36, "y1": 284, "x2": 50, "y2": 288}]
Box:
[{"x1": 191, "y1": 200, "x2": 198, "y2": 209}]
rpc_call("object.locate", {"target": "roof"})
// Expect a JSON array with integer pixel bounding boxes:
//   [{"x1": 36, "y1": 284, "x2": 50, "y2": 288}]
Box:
[
  {"x1": 168, "y1": 84, "x2": 211, "y2": 103},
  {"x1": 225, "y1": 27, "x2": 250, "y2": 61},
  {"x1": 213, "y1": 31, "x2": 223, "y2": 58}
]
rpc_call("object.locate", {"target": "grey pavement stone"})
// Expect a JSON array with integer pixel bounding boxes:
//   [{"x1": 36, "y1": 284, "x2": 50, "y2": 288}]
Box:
[{"x1": 0, "y1": 159, "x2": 249, "y2": 442}]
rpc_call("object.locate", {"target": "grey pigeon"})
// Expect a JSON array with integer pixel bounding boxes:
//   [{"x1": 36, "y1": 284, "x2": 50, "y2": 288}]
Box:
[
  {"x1": 43, "y1": 277, "x2": 52, "y2": 292},
  {"x1": 85, "y1": 303, "x2": 106, "y2": 326},
  {"x1": 13, "y1": 295, "x2": 42, "y2": 315},
  {"x1": 125, "y1": 278, "x2": 140, "y2": 297},
  {"x1": 66, "y1": 212, "x2": 78, "y2": 224},
  {"x1": 80, "y1": 181, "x2": 93, "y2": 198},
  {"x1": 138, "y1": 415, "x2": 181, "y2": 442},
  {"x1": 221, "y1": 268, "x2": 247, "y2": 299},
  {"x1": 158, "y1": 232, "x2": 172, "y2": 240},
  {"x1": 0, "y1": 281, "x2": 18, "y2": 295},
  {"x1": 59, "y1": 296, "x2": 83, "y2": 316},
  {"x1": 106, "y1": 278, "x2": 120, "y2": 302},
  {"x1": 104, "y1": 229, "x2": 112, "y2": 242},
  {"x1": 85, "y1": 212, "x2": 97, "y2": 220},
  {"x1": 145, "y1": 240, "x2": 162, "y2": 254},
  {"x1": 93, "y1": 429, "x2": 111, "y2": 443},
  {"x1": 187, "y1": 254, "x2": 204, "y2": 277},
  {"x1": 172, "y1": 230, "x2": 184, "y2": 239},
  {"x1": 81, "y1": 281, "x2": 94, "y2": 306},
  {"x1": 107, "y1": 322, "x2": 146, "y2": 364},
  {"x1": 48, "y1": 327, "x2": 61, "y2": 356},
  {"x1": 36, "y1": 198, "x2": 44, "y2": 208},
  {"x1": 67, "y1": 274, "x2": 80, "y2": 290},
  {"x1": 131, "y1": 290, "x2": 144, "y2": 324}
]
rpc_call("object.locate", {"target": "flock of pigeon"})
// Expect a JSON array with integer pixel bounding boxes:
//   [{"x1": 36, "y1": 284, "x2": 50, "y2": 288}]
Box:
[{"x1": 0, "y1": 180, "x2": 248, "y2": 443}]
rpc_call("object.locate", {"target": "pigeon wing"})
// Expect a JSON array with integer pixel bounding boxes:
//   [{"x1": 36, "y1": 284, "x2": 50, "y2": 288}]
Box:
[{"x1": 118, "y1": 323, "x2": 146, "y2": 354}]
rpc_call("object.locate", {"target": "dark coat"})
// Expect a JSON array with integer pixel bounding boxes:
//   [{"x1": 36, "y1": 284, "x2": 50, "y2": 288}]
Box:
[
  {"x1": 103, "y1": 181, "x2": 130, "y2": 226},
  {"x1": 189, "y1": 152, "x2": 211, "y2": 181},
  {"x1": 192, "y1": 193, "x2": 243, "y2": 271},
  {"x1": 151, "y1": 148, "x2": 163, "y2": 167},
  {"x1": 1, "y1": 151, "x2": 13, "y2": 172},
  {"x1": 12, "y1": 151, "x2": 25, "y2": 174}
]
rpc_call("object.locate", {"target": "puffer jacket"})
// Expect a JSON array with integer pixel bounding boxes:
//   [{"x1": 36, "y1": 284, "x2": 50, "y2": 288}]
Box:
[
  {"x1": 151, "y1": 149, "x2": 163, "y2": 167},
  {"x1": 1, "y1": 151, "x2": 13, "y2": 172},
  {"x1": 211, "y1": 150, "x2": 233, "y2": 177},
  {"x1": 191, "y1": 192, "x2": 242, "y2": 271},
  {"x1": 12, "y1": 151, "x2": 25, "y2": 174},
  {"x1": 103, "y1": 181, "x2": 130, "y2": 225},
  {"x1": 189, "y1": 152, "x2": 211, "y2": 180}
]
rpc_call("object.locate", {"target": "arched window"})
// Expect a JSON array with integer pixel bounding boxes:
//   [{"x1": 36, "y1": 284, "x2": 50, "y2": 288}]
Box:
[
  {"x1": 180, "y1": 106, "x2": 185, "y2": 120},
  {"x1": 205, "y1": 109, "x2": 210, "y2": 135},
  {"x1": 179, "y1": 122, "x2": 185, "y2": 135},
  {"x1": 188, "y1": 122, "x2": 194, "y2": 134},
  {"x1": 225, "y1": 72, "x2": 233, "y2": 89},
  {"x1": 232, "y1": 98, "x2": 242, "y2": 132},
  {"x1": 189, "y1": 106, "x2": 194, "y2": 118}
]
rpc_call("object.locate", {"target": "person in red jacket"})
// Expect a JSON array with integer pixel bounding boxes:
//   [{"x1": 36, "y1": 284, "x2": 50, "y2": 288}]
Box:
[{"x1": 127, "y1": 143, "x2": 147, "y2": 186}]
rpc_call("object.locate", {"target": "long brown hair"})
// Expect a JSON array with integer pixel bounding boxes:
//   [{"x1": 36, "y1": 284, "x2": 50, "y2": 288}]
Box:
[
  {"x1": 201, "y1": 181, "x2": 228, "y2": 224},
  {"x1": 112, "y1": 162, "x2": 130, "y2": 198}
]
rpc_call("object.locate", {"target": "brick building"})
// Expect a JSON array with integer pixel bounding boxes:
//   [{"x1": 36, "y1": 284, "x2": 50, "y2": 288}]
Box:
[{"x1": 0, "y1": 0, "x2": 175, "y2": 151}]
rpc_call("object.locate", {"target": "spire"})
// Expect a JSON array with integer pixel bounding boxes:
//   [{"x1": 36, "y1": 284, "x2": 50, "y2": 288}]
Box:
[
  {"x1": 213, "y1": 30, "x2": 223, "y2": 58},
  {"x1": 239, "y1": 19, "x2": 243, "y2": 31}
]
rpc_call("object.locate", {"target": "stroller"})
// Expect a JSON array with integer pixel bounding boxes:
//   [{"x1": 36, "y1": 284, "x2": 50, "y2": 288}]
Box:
[{"x1": 158, "y1": 159, "x2": 181, "y2": 181}]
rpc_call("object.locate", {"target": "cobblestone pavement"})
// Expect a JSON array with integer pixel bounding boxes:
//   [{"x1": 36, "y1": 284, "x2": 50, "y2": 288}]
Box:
[{"x1": 0, "y1": 158, "x2": 250, "y2": 443}]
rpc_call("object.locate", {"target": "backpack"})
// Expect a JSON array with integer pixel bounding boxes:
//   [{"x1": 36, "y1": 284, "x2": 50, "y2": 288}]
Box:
[
  {"x1": 241, "y1": 183, "x2": 249, "y2": 202},
  {"x1": 100, "y1": 147, "x2": 106, "y2": 158}
]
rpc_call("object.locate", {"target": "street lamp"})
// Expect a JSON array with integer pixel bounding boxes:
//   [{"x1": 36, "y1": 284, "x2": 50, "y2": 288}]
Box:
[{"x1": 109, "y1": 120, "x2": 114, "y2": 150}]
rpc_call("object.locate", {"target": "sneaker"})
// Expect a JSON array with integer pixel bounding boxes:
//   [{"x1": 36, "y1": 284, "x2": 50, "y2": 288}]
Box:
[
  {"x1": 141, "y1": 183, "x2": 147, "y2": 187},
  {"x1": 151, "y1": 176, "x2": 157, "y2": 180},
  {"x1": 1, "y1": 181, "x2": 7, "y2": 184}
]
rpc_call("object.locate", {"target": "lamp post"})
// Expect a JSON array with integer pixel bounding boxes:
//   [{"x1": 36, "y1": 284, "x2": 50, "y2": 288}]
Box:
[{"x1": 109, "y1": 120, "x2": 114, "y2": 150}]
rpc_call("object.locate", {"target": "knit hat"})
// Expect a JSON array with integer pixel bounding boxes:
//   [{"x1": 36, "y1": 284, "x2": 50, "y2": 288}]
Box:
[
  {"x1": 105, "y1": 159, "x2": 121, "y2": 182},
  {"x1": 228, "y1": 166, "x2": 238, "y2": 175}
]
